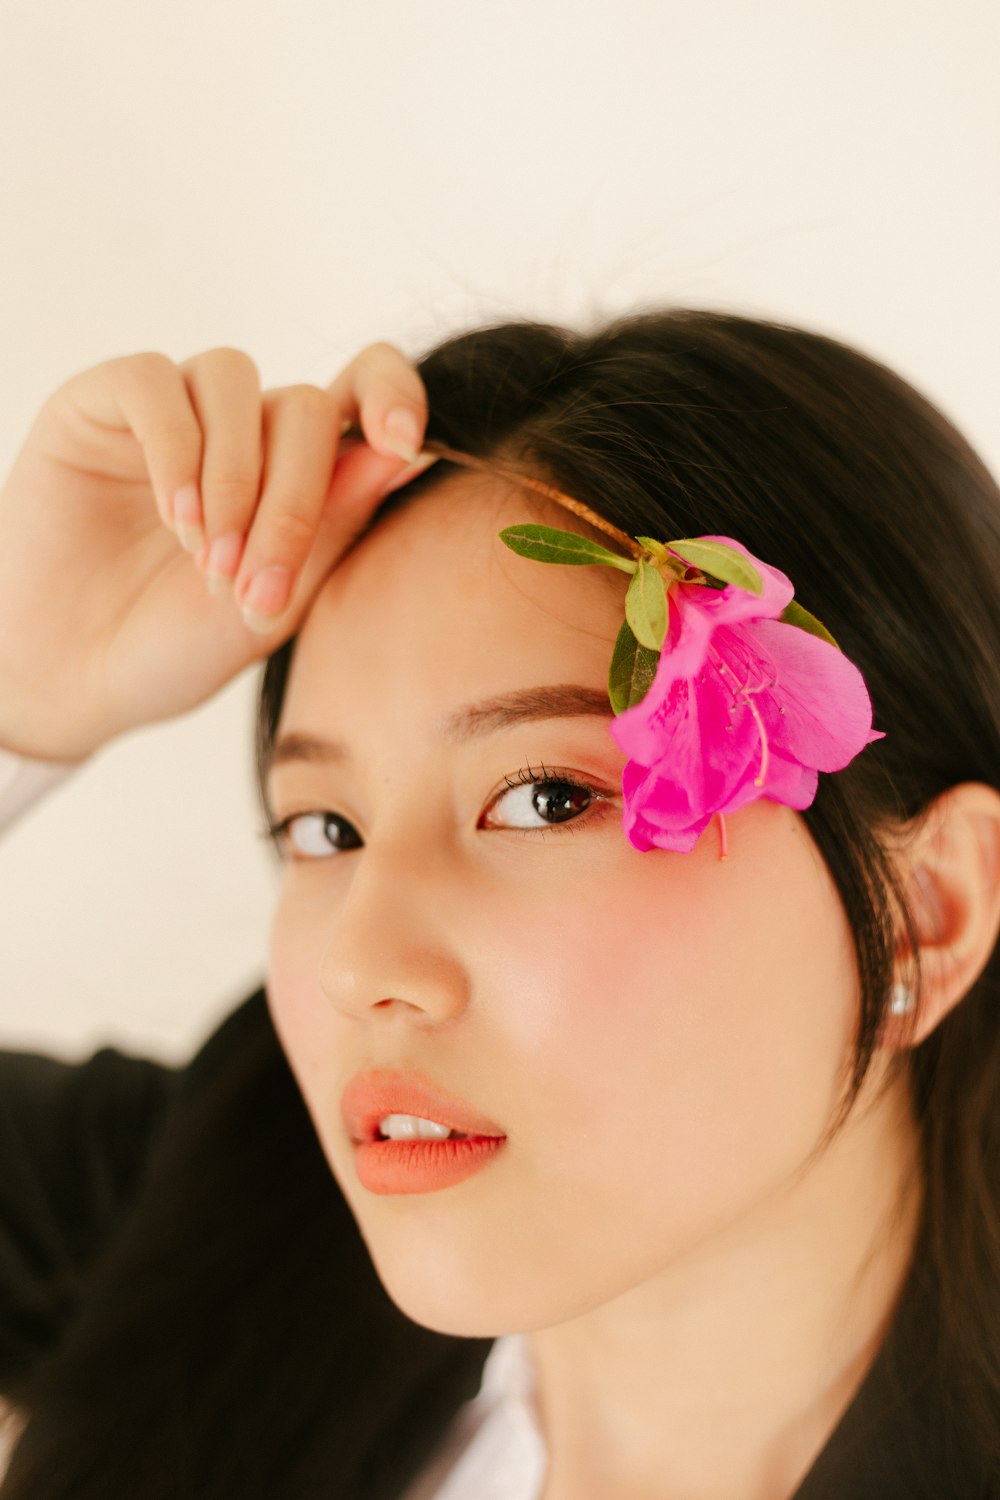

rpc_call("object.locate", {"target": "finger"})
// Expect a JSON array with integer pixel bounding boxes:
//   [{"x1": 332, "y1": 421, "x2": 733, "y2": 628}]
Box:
[
  {"x1": 230, "y1": 384, "x2": 342, "y2": 630},
  {"x1": 175, "y1": 348, "x2": 263, "y2": 577},
  {"x1": 239, "y1": 440, "x2": 427, "y2": 648},
  {"x1": 78, "y1": 353, "x2": 204, "y2": 531},
  {"x1": 326, "y1": 340, "x2": 429, "y2": 464}
]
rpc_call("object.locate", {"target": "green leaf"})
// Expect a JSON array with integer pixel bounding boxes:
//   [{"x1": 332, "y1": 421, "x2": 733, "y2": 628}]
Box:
[
  {"x1": 665, "y1": 538, "x2": 763, "y2": 594},
  {"x1": 608, "y1": 618, "x2": 661, "y2": 714},
  {"x1": 498, "y1": 524, "x2": 637, "y2": 573},
  {"x1": 635, "y1": 535, "x2": 668, "y2": 558},
  {"x1": 778, "y1": 599, "x2": 840, "y2": 649},
  {"x1": 624, "y1": 560, "x2": 669, "y2": 651}
]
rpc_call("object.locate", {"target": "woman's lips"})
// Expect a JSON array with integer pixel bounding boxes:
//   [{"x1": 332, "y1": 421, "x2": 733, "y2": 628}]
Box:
[
  {"x1": 340, "y1": 1069, "x2": 508, "y2": 1195},
  {"x1": 340, "y1": 1068, "x2": 507, "y2": 1144},
  {"x1": 352, "y1": 1136, "x2": 508, "y2": 1194}
]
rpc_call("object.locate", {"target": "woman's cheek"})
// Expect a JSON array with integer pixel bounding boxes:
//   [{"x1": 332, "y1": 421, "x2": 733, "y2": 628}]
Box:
[{"x1": 483, "y1": 882, "x2": 701, "y2": 1126}]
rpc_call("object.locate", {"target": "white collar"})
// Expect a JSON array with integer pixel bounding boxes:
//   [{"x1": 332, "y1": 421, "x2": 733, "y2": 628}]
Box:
[
  {"x1": 475, "y1": 1333, "x2": 541, "y2": 1415},
  {"x1": 413, "y1": 1334, "x2": 548, "y2": 1500}
]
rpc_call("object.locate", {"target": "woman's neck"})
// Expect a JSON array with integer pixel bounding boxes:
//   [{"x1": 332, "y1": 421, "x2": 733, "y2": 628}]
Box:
[{"x1": 529, "y1": 1067, "x2": 923, "y2": 1500}]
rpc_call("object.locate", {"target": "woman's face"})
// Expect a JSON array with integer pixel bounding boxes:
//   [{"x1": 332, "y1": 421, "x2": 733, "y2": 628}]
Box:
[{"x1": 265, "y1": 475, "x2": 861, "y2": 1337}]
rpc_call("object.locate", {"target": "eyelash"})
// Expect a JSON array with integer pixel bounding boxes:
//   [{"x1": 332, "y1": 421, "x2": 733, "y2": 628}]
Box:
[{"x1": 260, "y1": 762, "x2": 611, "y2": 861}]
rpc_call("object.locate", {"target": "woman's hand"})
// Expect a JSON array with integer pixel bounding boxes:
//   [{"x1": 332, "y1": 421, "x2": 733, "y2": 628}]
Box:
[{"x1": 0, "y1": 343, "x2": 431, "y2": 762}]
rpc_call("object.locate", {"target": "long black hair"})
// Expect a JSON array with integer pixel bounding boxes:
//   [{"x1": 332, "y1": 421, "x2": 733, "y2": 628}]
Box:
[{"x1": 4, "y1": 307, "x2": 999, "y2": 1494}]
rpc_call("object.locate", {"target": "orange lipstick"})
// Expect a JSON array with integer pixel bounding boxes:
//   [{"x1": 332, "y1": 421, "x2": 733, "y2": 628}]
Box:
[{"x1": 341, "y1": 1069, "x2": 508, "y2": 1195}]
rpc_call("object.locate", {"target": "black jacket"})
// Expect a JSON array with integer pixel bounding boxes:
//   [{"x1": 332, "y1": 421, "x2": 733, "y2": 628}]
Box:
[{"x1": 0, "y1": 986, "x2": 995, "y2": 1498}]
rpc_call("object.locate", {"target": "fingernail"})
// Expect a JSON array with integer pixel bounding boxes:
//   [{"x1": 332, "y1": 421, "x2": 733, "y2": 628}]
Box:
[
  {"x1": 383, "y1": 408, "x2": 422, "y2": 465},
  {"x1": 177, "y1": 523, "x2": 205, "y2": 555},
  {"x1": 204, "y1": 531, "x2": 244, "y2": 580},
  {"x1": 377, "y1": 452, "x2": 440, "y2": 498},
  {"x1": 241, "y1": 607, "x2": 279, "y2": 634},
  {"x1": 240, "y1": 566, "x2": 292, "y2": 626},
  {"x1": 173, "y1": 483, "x2": 201, "y2": 523}
]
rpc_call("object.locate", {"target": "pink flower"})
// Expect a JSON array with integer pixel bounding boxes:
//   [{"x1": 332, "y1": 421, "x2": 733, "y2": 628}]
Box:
[{"x1": 608, "y1": 536, "x2": 885, "y2": 853}]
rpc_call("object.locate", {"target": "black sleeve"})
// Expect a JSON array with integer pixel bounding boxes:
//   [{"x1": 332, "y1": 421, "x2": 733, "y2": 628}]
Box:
[{"x1": 0, "y1": 1042, "x2": 182, "y2": 1391}]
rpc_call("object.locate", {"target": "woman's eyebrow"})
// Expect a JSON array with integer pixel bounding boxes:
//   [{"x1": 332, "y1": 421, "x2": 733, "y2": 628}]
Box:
[
  {"x1": 267, "y1": 684, "x2": 612, "y2": 772},
  {"x1": 442, "y1": 683, "x2": 612, "y2": 740}
]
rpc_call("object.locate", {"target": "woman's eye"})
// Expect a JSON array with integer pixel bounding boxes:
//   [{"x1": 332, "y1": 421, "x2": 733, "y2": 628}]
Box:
[
  {"x1": 482, "y1": 768, "x2": 602, "y2": 834},
  {"x1": 263, "y1": 766, "x2": 611, "y2": 860},
  {"x1": 262, "y1": 811, "x2": 361, "y2": 861}
]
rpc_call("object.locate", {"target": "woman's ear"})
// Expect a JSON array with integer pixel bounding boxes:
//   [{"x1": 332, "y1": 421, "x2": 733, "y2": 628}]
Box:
[{"x1": 886, "y1": 781, "x2": 1000, "y2": 1048}]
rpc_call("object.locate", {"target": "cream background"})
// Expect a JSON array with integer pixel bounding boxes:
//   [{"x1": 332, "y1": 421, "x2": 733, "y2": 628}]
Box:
[{"x1": 0, "y1": 0, "x2": 997, "y2": 1065}]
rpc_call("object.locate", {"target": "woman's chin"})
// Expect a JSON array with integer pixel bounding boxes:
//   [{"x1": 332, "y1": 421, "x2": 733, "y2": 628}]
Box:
[{"x1": 361, "y1": 1245, "x2": 514, "y2": 1337}]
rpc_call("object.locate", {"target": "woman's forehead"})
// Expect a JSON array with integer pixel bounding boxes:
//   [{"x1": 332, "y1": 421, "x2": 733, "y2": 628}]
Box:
[{"x1": 289, "y1": 477, "x2": 627, "y2": 696}]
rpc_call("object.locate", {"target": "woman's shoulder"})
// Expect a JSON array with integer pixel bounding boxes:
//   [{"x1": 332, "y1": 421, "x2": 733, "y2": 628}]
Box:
[{"x1": 169, "y1": 982, "x2": 271, "y2": 1097}]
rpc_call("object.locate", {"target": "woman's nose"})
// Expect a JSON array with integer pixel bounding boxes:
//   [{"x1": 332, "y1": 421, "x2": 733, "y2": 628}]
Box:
[{"x1": 318, "y1": 848, "x2": 471, "y2": 1026}]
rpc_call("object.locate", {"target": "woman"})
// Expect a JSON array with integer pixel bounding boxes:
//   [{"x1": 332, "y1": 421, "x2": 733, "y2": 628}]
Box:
[{"x1": 0, "y1": 309, "x2": 998, "y2": 1498}]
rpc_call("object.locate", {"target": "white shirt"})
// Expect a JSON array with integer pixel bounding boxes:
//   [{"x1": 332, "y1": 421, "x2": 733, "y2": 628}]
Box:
[
  {"x1": 0, "y1": 745, "x2": 86, "y2": 830},
  {"x1": 0, "y1": 745, "x2": 550, "y2": 1500},
  {"x1": 399, "y1": 1333, "x2": 548, "y2": 1500}
]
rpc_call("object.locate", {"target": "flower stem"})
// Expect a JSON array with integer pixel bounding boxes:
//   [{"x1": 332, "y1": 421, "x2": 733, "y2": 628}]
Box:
[{"x1": 417, "y1": 441, "x2": 643, "y2": 559}]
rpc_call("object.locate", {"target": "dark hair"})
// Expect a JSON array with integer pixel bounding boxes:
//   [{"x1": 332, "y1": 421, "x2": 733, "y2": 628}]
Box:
[{"x1": 4, "y1": 307, "x2": 999, "y2": 1494}]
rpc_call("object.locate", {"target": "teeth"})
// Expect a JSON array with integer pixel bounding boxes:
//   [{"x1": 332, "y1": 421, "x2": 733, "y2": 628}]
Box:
[{"x1": 378, "y1": 1113, "x2": 467, "y2": 1141}]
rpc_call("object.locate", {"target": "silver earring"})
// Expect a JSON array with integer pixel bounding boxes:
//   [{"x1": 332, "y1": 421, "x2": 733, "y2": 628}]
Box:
[{"x1": 890, "y1": 981, "x2": 915, "y2": 1015}]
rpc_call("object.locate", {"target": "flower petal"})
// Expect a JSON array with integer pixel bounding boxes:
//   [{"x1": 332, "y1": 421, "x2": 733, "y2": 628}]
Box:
[
  {"x1": 613, "y1": 627, "x2": 763, "y2": 796},
  {"x1": 620, "y1": 766, "x2": 714, "y2": 852},
  {"x1": 609, "y1": 537, "x2": 882, "y2": 854},
  {"x1": 670, "y1": 535, "x2": 794, "y2": 629},
  {"x1": 739, "y1": 616, "x2": 883, "y2": 771}
]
